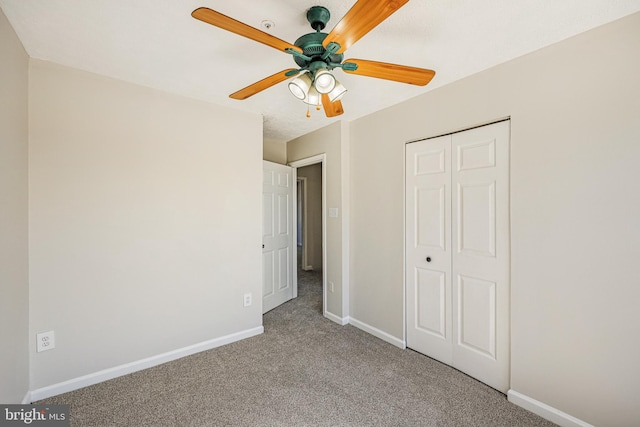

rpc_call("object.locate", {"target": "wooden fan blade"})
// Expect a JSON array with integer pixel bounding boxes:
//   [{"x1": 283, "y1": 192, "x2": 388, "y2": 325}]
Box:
[
  {"x1": 322, "y1": 94, "x2": 345, "y2": 117},
  {"x1": 192, "y1": 7, "x2": 302, "y2": 54},
  {"x1": 322, "y1": 0, "x2": 409, "y2": 54},
  {"x1": 343, "y1": 59, "x2": 435, "y2": 86},
  {"x1": 230, "y1": 69, "x2": 298, "y2": 100}
]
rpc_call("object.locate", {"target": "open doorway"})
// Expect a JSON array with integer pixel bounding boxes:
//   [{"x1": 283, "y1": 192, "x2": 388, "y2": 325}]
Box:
[
  {"x1": 296, "y1": 163, "x2": 323, "y2": 312},
  {"x1": 296, "y1": 164, "x2": 322, "y2": 273},
  {"x1": 289, "y1": 154, "x2": 327, "y2": 316}
]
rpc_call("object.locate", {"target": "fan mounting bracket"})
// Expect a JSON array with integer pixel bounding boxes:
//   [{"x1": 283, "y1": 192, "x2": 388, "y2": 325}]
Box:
[
  {"x1": 322, "y1": 42, "x2": 341, "y2": 60},
  {"x1": 306, "y1": 6, "x2": 331, "y2": 31},
  {"x1": 341, "y1": 62, "x2": 358, "y2": 72},
  {"x1": 285, "y1": 48, "x2": 312, "y2": 62}
]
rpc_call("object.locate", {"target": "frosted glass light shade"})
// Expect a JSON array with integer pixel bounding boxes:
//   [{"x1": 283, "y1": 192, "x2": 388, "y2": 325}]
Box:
[
  {"x1": 303, "y1": 87, "x2": 321, "y2": 106},
  {"x1": 328, "y1": 81, "x2": 347, "y2": 102},
  {"x1": 313, "y1": 69, "x2": 336, "y2": 94},
  {"x1": 288, "y1": 73, "x2": 312, "y2": 100}
]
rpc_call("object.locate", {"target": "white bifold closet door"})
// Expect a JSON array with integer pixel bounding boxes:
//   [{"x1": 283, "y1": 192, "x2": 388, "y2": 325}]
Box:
[{"x1": 405, "y1": 120, "x2": 510, "y2": 392}]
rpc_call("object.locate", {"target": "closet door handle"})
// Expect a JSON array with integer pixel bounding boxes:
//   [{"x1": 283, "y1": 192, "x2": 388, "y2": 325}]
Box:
[{"x1": 426, "y1": 257, "x2": 432, "y2": 262}]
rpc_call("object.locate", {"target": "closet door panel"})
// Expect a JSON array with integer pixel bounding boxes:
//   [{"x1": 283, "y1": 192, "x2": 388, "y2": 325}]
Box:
[
  {"x1": 451, "y1": 121, "x2": 510, "y2": 393},
  {"x1": 406, "y1": 135, "x2": 453, "y2": 365}
]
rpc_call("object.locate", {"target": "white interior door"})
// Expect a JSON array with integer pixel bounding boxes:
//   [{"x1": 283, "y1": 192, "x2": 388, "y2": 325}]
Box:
[
  {"x1": 406, "y1": 120, "x2": 510, "y2": 392},
  {"x1": 263, "y1": 161, "x2": 295, "y2": 314}
]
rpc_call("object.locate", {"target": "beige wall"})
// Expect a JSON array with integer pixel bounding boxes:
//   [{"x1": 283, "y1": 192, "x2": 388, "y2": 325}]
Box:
[
  {"x1": 263, "y1": 138, "x2": 287, "y2": 164},
  {"x1": 349, "y1": 12, "x2": 640, "y2": 426},
  {"x1": 297, "y1": 164, "x2": 322, "y2": 271},
  {"x1": 28, "y1": 60, "x2": 263, "y2": 389},
  {"x1": 0, "y1": 9, "x2": 30, "y2": 404},
  {"x1": 288, "y1": 122, "x2": 349, "y2": 320}
]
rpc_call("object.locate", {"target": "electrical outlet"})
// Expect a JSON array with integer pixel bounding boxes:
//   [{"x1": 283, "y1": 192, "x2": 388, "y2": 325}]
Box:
[
  {"x1": 243, "y1": 293, "x2": 252, "y2": 307},
  {"x1": 37, "y1": 331, "x2": 55, "y2": 352},
  {"x1": 329, "y1": 281, "x2": 335, "y2": 293}
]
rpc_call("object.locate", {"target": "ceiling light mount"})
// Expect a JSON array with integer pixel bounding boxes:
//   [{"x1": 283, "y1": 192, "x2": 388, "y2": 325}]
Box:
[{"x1": 306, "y1": 6, "x2": 331, "y2": 32}]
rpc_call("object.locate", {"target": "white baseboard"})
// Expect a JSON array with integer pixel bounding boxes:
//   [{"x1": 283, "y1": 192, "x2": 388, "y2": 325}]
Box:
[
  {"x1": 324, "y1": 310, "x2": 349, "y2": 325},
  {"x1": 507, "y1": 390, "x2": 595, "y2": 427},
  {"x1": 28, "y1": 326, "x2": 264, "y2": 402},
  {"x1": 21, "y1": 391, "x2": 32, "y2": 405},
  {"x1": 347, "y1": 317, "x2": 406, "y2": 349}
]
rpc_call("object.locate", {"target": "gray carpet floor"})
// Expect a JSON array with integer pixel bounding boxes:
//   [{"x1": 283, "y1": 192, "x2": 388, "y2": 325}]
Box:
[{"x1": 37, "y1": 268, "x2": 555, "y2": 426}]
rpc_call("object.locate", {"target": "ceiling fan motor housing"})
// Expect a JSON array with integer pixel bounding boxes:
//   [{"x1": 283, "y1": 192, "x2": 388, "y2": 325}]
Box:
[{"x1": 293, "y1": 32, "x2": 343, "y2": 69}]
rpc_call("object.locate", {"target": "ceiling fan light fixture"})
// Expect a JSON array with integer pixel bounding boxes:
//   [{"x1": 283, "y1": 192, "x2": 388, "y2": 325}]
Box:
[
  {"x1": 288, "y1": 73, "x2": 312, "y2": 100},
  {"x1": 313, "y1": 69, "x2": 336, "y2": 94},
  {"x1": 328, "y1": 81, "x2": 347, "y2": 102}
]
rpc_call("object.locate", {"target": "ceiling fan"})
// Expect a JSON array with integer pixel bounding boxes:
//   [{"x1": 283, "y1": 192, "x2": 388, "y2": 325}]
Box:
[{"x1": 191, "y1": 0, "x2": 435, "y2": 118}]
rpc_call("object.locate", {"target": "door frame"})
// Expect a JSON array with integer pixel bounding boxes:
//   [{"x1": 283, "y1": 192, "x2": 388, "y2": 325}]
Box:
[{"x1": 289, "y1": 154, "x2": 327, "y2": 317}]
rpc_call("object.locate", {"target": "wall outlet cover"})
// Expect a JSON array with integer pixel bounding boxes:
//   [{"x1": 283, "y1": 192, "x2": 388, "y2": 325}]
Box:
[{"x1": 37, "y1": 331, "x2": 55, "y2": 352}]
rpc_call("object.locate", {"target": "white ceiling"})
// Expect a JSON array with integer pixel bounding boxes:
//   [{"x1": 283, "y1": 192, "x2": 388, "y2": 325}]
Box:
[{"x1": 2, "y1": 1, "x2": 639, "y2": 143}]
